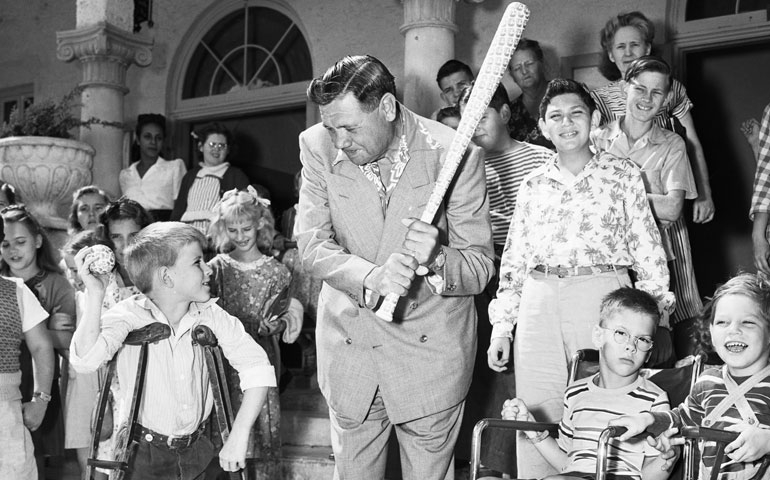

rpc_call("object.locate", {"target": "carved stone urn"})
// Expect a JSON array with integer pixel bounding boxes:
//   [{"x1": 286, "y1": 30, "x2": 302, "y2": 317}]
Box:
[{"x1": 0, "y1": 136, "x2": 94, "y2": 229}]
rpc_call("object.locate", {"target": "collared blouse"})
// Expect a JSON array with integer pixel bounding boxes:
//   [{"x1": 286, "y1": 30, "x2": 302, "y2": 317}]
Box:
[{"x1": 119, "y1": 157, "x2": 187, "y2": 211}]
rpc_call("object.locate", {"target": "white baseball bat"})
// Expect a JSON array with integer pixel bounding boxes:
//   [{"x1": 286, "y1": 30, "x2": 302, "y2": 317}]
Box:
[{"x1": 376, "y1": 2, "x2": 530, "y2": 321}]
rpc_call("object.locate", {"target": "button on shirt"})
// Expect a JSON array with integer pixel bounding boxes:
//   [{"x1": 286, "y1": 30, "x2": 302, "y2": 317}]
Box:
[
  {"x1": 119, "y1": 157, "x2": 187, "y2": 211},
  {"x1": 489, "y1": 152, "x2": 674, "y2": 339},
  {"x1": 70, "y1": 295, "x2": 275, "y2": 436}
]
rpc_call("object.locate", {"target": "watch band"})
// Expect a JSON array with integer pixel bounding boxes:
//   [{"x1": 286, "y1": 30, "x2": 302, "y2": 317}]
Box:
[
  {"x1": 33, "y1": 391, "x2": 52, "y2": 402},
  {"x1": 428, "y1": 247, "x2": 446, "y2": 274}
]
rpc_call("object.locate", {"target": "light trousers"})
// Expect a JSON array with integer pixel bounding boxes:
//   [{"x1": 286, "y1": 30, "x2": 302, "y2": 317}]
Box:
[
  {"x1": 514, "y1": 269, "x2": 631, "y2": 479},
  {"x1": 330, "y1": 388, "x2": 464, "y2": 480}
]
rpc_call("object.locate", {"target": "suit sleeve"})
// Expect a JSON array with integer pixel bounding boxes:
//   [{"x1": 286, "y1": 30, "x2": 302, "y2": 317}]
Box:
[
  {"x1": 295, "y1": 130, "x2": 379, "y2": 307},
  {"x1": 439, "y1": 145, "x2": 495, "y2": 296}
]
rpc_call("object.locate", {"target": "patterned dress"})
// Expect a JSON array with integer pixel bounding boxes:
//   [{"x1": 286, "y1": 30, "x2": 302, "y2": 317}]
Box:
[{"x1": 208, "y1": 253, "x2": 290, "y2": 479}]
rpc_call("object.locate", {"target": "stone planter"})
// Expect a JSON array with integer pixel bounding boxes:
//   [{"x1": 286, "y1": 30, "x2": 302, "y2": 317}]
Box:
[{"x1": 0, "y1": 136, "x2": 94, "y2": 230}]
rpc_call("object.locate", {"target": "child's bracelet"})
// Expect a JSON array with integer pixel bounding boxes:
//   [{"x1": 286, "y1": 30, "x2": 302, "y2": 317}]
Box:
[{"x1": 527, "y1": 430, "x2": 549, "y2": 444}]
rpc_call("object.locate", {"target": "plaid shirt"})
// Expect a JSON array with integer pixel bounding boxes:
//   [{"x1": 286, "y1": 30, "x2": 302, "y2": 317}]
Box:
[{"x1": 750, "y1": 103, "x2": 770, "y2": 219}]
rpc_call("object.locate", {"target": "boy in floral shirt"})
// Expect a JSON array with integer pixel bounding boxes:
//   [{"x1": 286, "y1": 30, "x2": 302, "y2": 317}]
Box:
[{"x1": 487, "y1": 78, "x2": 674, "y2": 479}]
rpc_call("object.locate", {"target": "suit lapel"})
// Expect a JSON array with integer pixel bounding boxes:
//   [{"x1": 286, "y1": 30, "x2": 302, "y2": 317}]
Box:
[
  {"x1": 327, "y1": 159, "x2": 383, "y2": 261},
  {"x1": 376, "y1": 147, "x2": 438, "y2": 264}
]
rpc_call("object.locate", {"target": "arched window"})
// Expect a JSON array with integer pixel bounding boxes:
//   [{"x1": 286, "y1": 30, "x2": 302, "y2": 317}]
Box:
[
  {"x1": 166, "y1": 1, "x2": 313, "y2": 216},
  {"x1": 182, "y1": 6, "x2": 311, "y2": 99}
]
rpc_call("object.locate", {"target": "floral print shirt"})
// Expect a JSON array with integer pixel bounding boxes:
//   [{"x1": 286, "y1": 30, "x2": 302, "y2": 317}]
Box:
[{"x1": 489, "y1": 151, "x2": 675, "y2": 339}]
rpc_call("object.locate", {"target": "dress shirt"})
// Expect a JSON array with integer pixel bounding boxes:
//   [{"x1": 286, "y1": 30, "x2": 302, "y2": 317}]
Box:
[
  {"x1": 750, "y1": 103, "x2": 770, "y2": 219},
  {"x1": 119, "y1": 157, "x2": 187, "y2": 211},
  {"x1": 489, "y1": 151, "x2": 674, "y2": 339},
  {"x1": 70, "y1": 295, "x2": 275, "y2": 436}
]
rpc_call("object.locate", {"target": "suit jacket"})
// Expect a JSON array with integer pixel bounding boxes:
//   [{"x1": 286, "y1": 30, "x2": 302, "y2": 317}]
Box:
[{"x1": 296, "y1": 105, "x2": 494, "y2": 423}]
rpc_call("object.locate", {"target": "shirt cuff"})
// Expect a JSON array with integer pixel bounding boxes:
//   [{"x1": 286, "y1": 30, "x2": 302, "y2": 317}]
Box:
[
  {"x1": 491, "y1": 322, "x2": 514, "y2": 340},
  {"x1": 238, "y1": 365, "x2": 277, "y2": 390},
  {"x1": 69, "y1": 338, "x2": 109, "y2": 373}
]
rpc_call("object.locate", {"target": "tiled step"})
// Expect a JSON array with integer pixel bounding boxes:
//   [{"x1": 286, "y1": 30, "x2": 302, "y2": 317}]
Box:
[
  {"x1": 280, "y1": 385, "x2": 328, "y2": 413},
  {"x1": 281, "y1": 409, "x2": 331, "y2": 447},
  {"x1": 282, "y1": 445, "x2": 335, "y2": 480}
]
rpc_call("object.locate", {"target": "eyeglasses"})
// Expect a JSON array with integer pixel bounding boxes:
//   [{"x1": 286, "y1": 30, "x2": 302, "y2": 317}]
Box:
[
  {"x1": 207, "y1": 141, "x2": 228, "y2": 150},
  {"x1": 599, "y1": 326, "x2": 655, "y2": 352}
]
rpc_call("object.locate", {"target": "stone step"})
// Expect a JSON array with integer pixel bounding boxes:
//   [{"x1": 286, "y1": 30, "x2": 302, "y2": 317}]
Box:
[
  {"x1": 281, "y1": 409, "x2": 331, "y2": 447},
  {"x1": 280, "y1": 385, "x2": 328, "y2": 413},
  {"x1": 282, "y1": 445, "x2": 335, "y2": 480}
]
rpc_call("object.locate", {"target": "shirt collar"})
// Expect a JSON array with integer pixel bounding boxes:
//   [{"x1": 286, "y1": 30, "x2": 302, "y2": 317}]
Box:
[
  {"x1": 596, "y1": 117, "x2": 668, "y2": 147},
  {"x1": 136, "y1": 294, "x2": 219, "y2": 317}
]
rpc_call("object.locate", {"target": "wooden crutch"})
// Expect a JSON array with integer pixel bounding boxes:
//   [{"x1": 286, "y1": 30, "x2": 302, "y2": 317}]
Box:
[
  {"x1": 86, "y1": 322, "x2": 172, "y2": 480},
  {"x1": 192, "y1": 324, "x2": 246, "y2": 480}
]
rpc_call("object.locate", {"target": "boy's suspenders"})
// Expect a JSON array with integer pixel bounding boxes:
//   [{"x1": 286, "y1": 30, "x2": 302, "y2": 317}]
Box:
[{"x1": 703, "y1": 365, "x2": 770, "y2": 427}]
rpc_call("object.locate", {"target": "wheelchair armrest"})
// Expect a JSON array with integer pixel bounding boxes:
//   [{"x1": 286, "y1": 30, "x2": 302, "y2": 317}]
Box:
[
  {"x1": 596, "y1": 426, "x2": 628, "y2": 480},
  {"x1": 470, "y1": 419, "x2": 559, "y2": 480},
  {"x1": 680, "y1": 425, "x2": 739, "y2": 444}
]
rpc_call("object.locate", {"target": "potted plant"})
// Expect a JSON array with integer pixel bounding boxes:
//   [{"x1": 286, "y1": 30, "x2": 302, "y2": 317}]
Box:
[{"x1": 0, "y1": 89, "x2": 97, "y2": 229}]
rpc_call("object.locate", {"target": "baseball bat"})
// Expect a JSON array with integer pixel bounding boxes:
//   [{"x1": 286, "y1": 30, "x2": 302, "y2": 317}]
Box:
[{"x1": 376, "y1": 1, "x2": 530, "y2": 322}]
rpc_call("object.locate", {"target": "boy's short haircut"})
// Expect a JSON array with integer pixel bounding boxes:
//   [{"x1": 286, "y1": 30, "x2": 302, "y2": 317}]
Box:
[
  {"x1": 705, "y1": 272, "x2": 770, "y2": 327},
  {"x1": 458, "y1": 83, "x2": 510, "y2": 113},
  {"x1": 436, "y1": 59, "x2": 474, "y2": 86},
  {"x1": 599, "y1": 287, "x2": 659, "y2": 327},
  {"x1": 624, "y1": 55, "x2": 672, "y2": 92},
  {"x1": 124, "y1": 222, "x2": 206, "y2": 293},
  {"x1": 436, "y1": 105, "x2": 461, "y2": 124},
  {"x1": 538, "y1": 78, "x2": 596, "y2": 119}
]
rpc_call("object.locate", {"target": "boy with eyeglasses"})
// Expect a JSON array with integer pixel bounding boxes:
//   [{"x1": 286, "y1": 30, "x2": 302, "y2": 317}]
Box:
[{"x1": 502, "y1": 287, "x2": 676, "y2": 479}]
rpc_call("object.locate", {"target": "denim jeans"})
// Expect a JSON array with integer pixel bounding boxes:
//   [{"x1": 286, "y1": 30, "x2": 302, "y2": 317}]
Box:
[{"x1": 126, "y1": 434, "x2": 214, "y2": 480}]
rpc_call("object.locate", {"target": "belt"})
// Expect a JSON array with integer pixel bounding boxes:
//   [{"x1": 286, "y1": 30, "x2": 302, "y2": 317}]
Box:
[
  {"x1": 133, "y1": 423, "x2": 205, "y2": 450},
  {"x1": 533, "y1": 264, "x2": 626, "y2": 278}
]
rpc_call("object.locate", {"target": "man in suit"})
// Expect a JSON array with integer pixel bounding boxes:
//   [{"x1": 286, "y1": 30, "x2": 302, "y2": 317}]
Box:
[{"x1": 296, "y1": 55, "x2": 494, "y2": 480}]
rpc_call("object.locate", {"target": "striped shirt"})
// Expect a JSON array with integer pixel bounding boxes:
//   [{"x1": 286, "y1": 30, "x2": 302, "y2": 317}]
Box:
[
  {"x1": 652, "y1": 367, "x2": 770, "y2": 480},
  {"x1": 484, "y1": 142, "x2": 553, "y2": 245},
  {"x1": 591, "y1": 78, "x2": 693, "y2": 128},
  {"x1": 557, "y1": 374, "x2": 669, "y2": 478},
  {"x1": 750, "y1": 103, "x2": 770, "y2": 219},
  {"x1": 70, "y1": 295, "x2": 276, "y2": 437}
]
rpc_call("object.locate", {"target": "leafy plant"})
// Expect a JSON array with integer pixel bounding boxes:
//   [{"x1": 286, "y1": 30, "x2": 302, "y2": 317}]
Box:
[{"x1": 0, "y1": 89, "x2": 122, "y2": 139}]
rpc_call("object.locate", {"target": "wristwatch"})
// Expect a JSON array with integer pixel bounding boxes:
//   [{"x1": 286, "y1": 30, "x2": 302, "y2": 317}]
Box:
[
  {"x1": 428, "y1": 247, "x2": 446, "y2": 274},
  {"x1": 33, "y1": 391, "x2": 52, "y2": 402}
]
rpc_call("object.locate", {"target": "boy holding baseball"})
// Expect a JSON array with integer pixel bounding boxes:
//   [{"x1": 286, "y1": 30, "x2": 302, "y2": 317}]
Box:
[{"x1": 70, "y1": 222, "x2": 275, "y2": 479}]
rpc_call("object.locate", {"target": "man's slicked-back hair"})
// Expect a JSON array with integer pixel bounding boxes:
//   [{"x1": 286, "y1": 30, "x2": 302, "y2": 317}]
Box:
[
  {"x1": 124, "y1": 221, "x2": 206, "y2": 293},
  {"x1": 436, "y1": 59, "x2": 474, "y2": 85},
  {"x1": 307, "y1": 55, "x2": 396, "y2": 112},
  {"x1": 599, "y1": 287, "x2": 660, "y2": 327},
  {"x1": 539, "y1": 78, "x2": 596, "y2": 119}
]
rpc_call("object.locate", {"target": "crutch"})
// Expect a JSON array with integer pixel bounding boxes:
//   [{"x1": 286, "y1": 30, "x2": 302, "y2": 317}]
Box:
[
  {"x1": 86, "y1": 322, "x2": 172, "y2": 480},
  {"x1": 192, "y1": 325, "x2": 246, "y2": 480}
]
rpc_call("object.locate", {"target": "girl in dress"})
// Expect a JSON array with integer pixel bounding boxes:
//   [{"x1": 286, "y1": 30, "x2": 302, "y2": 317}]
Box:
[
  {"x1": 67, "y1": 185, "x2": 110, "y2": 235},
  {"x1": 1, "y1": 205, "x2": 75, "y2": 478},
  {"x1": 119, "y1": 114, "x2": 187, "y2": 222},
  {"x1": 171, "y1": 123, "x2": 249, "y2": 235},
  {"x1": 61, "y1": 230, "x2": 115, "y2": 480},
  {"x1": 208, "y1": 187, "x2": 302, "y2": 479}
]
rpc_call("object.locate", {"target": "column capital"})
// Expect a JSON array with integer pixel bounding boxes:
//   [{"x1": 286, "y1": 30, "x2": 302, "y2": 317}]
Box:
[
  {"x1": 400, "y1": 0, "x2": 485, "y2": 34},
  {"x1": 56, "y1": 22, "x2": 153, "y2": 92}
]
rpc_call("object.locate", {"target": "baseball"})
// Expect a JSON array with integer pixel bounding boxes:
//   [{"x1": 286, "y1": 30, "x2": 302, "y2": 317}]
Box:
[{"x1": 86, "y1": 245, "x2": 116, "y2": 275}]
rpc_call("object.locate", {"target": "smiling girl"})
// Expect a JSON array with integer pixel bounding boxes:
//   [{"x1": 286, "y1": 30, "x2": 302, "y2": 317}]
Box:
[
  {"x1": 207, "y1": 187, "x2": 302, "y2": 478},
  {"x1": 1, "y1": 205, "x2": 75, "y2": 475},
  {"x1": 171, "y1": 123, "x2": 249, "y2": 235}
]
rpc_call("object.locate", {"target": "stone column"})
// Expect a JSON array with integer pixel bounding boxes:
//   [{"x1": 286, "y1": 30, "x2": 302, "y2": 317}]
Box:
[
  {"x1": 401, "y1": 0, "x2": 458, "y2": 117},
  {"x1": 57, "y1": 19, "x2": 152, "y2": 197}
]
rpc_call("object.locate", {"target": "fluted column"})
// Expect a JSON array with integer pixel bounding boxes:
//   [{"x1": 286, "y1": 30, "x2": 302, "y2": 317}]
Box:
[
  {"x1": 401, "y1": 0, "x2": 458, "y2": 117},
  {"x1": 56, "y1": 22, "x2": 152, "y2": 197}
]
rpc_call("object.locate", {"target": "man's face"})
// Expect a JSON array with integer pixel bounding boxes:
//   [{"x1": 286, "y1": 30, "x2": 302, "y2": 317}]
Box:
[
  {"x1": 319, "y1": 92, "x2": 396, "y2": 166},
  {"x1": 439, "y1": 71, "x2": 473, "y2": 106},
  {"x1": 624, "y1": 71, "x2": 669, "y2": 124}
]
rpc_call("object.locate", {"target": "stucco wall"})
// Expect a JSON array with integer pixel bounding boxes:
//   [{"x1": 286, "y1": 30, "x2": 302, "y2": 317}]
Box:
[{"x1": 0, "y1": 0, "x2": 671, "y2": 120}]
